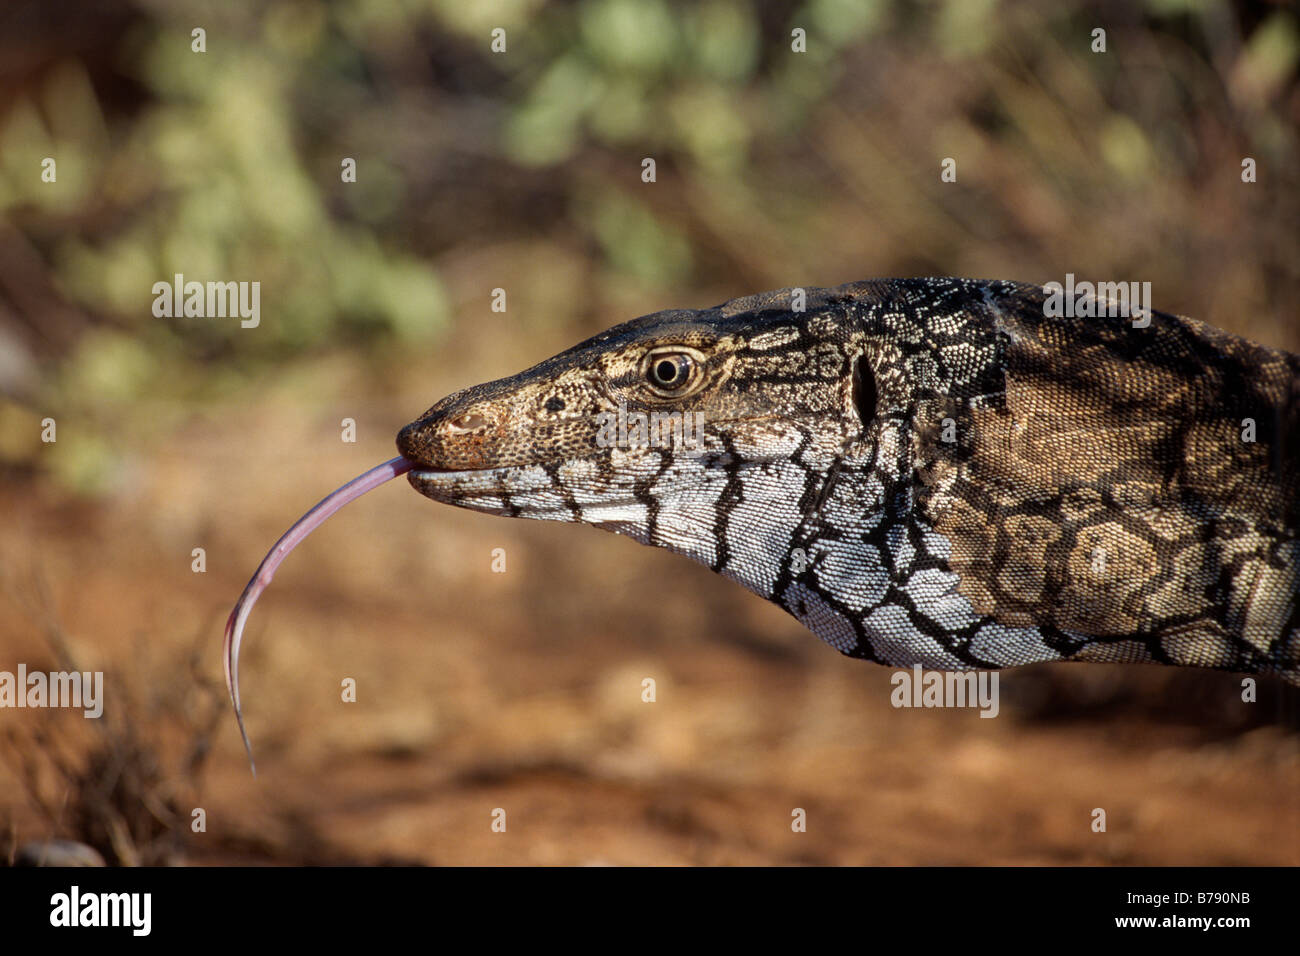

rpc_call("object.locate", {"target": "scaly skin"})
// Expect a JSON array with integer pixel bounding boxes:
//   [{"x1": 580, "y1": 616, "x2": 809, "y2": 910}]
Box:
[{"x1": 396, "y1": 278, "x2": 1299, "y2": 684}]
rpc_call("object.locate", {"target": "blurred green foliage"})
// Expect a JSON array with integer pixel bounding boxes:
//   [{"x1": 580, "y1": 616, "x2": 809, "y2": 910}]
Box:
[{"x1": 0, "y1": 0, "x2": 1296, "y2": 493}]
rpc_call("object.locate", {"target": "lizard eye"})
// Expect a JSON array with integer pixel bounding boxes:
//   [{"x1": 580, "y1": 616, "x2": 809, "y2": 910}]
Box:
[
  {"x1": 645, "y1": 351, "x2": 695, "y2": 393},
  {"x1": 651, "y1": 355, "x2": 690, "y2": 388}
]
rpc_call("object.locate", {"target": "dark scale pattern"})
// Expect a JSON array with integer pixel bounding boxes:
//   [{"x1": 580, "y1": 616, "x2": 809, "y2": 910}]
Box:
[{"x1": 396, "y1": 278, "x2": 1299, "y2": 685}]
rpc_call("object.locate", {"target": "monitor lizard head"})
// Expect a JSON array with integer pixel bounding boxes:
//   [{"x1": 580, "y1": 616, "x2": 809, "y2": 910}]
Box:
[
  {"x1": 396, "y1": 286, "x2": 878, "y2": 579},
  {"x1": 397, "y1": 278, "x2": 1299, "y2": 682}
]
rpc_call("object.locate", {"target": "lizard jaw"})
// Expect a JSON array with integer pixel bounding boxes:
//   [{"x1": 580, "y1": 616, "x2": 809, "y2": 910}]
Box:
[
  {"x1": 407, "y1": 464, "x2": 561, "y2": 517},
  {"x1": 407, "y1": 462, "x2": 657, "y2": 525},
  {"x1": 407, "y1": 465, "x2": 509, "y2": 497}
]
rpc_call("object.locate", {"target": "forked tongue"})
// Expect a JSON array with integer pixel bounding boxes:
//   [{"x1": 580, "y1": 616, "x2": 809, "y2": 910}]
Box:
[{"x1": 223, "y1": 456, "x2": 413, "y2": 775}]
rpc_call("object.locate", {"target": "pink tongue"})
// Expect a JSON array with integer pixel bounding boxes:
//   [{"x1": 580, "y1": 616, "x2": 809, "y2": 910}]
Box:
[{"x1": 223, "y1": 456, "x2": 414, "y2": 774}]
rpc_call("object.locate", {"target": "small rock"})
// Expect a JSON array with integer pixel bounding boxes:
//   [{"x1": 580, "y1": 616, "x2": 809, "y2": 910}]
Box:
[{"x1": 14, "y1": 840, "x2": 106, "y2": 867}]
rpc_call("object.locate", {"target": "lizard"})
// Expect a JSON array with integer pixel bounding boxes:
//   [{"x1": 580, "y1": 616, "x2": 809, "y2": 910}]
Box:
[
  {"x1": 224, "y1": 276, "x2": 1300, "y2": 764},
  {"x1": 392, "y1": 277, "x2": 1299, "y2": 684}
]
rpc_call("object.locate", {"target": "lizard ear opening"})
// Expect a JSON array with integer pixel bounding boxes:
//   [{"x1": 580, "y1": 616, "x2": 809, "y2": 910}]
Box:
[{"x1": 851, "y1": 353, "x2": 876, "y2": 432}]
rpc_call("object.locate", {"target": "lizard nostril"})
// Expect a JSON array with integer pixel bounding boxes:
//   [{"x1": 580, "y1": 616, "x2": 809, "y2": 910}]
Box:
[{"x1": 448, "y1": 412, "x2": 490, "y2": 434}]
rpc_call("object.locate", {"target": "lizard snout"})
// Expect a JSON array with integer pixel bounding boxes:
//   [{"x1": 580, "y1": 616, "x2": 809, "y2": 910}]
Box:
[
  {"x1": 396, "y1": 403, "x2": 504, "y2": 471},
  {"x1": 447, "y1": 412, "x2": 491, "y2": 433}
]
